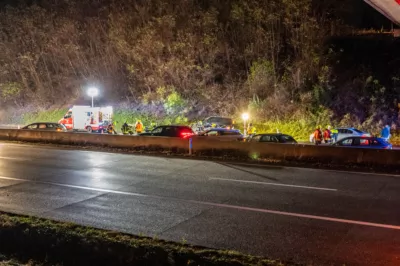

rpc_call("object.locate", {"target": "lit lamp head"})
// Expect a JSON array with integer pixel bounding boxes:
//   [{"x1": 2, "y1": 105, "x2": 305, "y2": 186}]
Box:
[{"x1": 87, "y1": 87, "x2": 99, "y2": 97}]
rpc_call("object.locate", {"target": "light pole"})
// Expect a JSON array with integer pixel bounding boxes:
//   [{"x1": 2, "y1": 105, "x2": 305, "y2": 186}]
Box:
[
  {"x1": 87, "y1": 87, "x2": 99, "y2": 108},
  {"x1": 242, "y1": 113, "x2": 249, "y2": 137}
]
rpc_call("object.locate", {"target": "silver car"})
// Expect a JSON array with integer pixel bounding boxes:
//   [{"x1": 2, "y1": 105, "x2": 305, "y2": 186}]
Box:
[
  {"x1": 310, "y1": 127, "x2": 370, "y2": 143},
  {"x1": 197, "y1": 128, "x2": 243, "y2": 141},
  {"x1": 22, "y1": 122, "x2": 67, "y2": 132},
  {"x1": 335, "y1": 127, "x2": 370, "y2": 142}
]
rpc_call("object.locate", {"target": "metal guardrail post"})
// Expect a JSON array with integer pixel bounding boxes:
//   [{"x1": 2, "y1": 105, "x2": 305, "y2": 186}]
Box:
[{"x1": 189, "y1": 138, "x2": 193, "y2": 155}]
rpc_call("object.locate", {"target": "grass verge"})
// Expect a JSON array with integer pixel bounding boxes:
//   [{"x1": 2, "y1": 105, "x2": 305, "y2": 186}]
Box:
[{"x1": 0, "y1": 211, "x2": 288, "y2": 266}]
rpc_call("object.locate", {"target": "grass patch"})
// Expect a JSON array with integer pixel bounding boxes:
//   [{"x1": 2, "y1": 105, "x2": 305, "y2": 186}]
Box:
[
  {"x1": 22, "y1": 110, "x2": 66, "y2": 125},
  {"x1": 0, "y1": 211, "x2": 288, "y2": 266}
]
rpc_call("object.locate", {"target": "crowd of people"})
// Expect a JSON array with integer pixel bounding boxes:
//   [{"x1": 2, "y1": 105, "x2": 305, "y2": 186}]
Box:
[
  {"x1": 312, "y1": 126, "x2": 337, "y2": 145},
  {"x1": 312, "y1": 125, "x2": 392, "y2": 145}
]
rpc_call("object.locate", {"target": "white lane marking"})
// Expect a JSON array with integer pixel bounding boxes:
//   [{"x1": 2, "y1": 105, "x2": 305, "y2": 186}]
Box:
[
  {"x1": 0, "y1": 176, "x2": 144, "y2": 196},
  {"x1": 0, "y1": 176, "x2": 23, "y2": 181},
  {"x1": 196, "y1": 202, "x2": 400, "y2": 230},
  {"x1": 224, "y1": 162, "x2": 400, "y2": 177},
  {"x1": 210, "y1": 177, "x2": 337, "y2": 192},
  {"x1": 0, "y1": 156, "x2": 29, "y2": 161},
  {"x1": 0, "y1": 175, "x2": 399, "y2": 230}
]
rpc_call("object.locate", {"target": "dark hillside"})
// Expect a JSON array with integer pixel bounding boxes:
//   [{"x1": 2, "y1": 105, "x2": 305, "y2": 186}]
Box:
[{"x1": 0, "y1": 0, "x2": 398, "y2": 126}]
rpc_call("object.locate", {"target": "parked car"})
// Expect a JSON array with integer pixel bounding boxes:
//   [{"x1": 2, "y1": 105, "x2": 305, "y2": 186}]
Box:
[
  {"x1": 203, "y1": 116, "x2": 233, "y2": 128},
  {"x1": 335, "y1": 127, "x2": 371, "y2": 141},
  {"x1": 197, "y1": 128, "x2": 243, "y2": 141},
  {"x1": 332, "y1": 136, "x2": 392, "y2": 149},
  {"x1": 22, "y1": 122, "x2": 67, "y2": 132},
  {"x1": 192, "y1": 116, "x2": 235, "y2": 134},
  {"x1": 139, "y1": 125, "x2": 194, "y2": 138},
  {"x1": 310, "y1": 127, "x2": 370, "y2": 143},
  {"x1": 249, "y1": 133, "x2": 297, "y2": 144}
]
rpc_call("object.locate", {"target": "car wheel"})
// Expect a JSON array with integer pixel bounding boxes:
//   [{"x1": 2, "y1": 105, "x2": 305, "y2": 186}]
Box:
[{"x1": 87, "y1": 126, "x2": 93, "y2": 133}]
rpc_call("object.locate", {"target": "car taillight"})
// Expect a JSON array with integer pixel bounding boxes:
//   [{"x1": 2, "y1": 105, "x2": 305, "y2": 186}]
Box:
[
  {"x1": 181, "y1": 132, "x2": 194, "y2": 138},
  {"x1": 56, "y1": 128, "x2": 62, "y2": 132}
]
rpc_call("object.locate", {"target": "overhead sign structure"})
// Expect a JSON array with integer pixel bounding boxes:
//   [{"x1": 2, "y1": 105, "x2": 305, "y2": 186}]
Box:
[{"x1": 364, "y1": 0, "x2": 400, "y2": 25}]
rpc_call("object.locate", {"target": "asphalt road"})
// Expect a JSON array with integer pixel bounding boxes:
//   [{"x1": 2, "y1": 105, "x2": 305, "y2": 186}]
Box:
[{"x1": 0, "y1": 143, "x2": 399, "y2": 265}]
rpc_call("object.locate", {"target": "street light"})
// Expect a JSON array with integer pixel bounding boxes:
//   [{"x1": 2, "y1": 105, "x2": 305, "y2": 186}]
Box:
[
  {"x1": 242, "y1": 113, "x2": 249, "y2": 137},
  {"x1": 87, "y1": 87, "x2": 99, "y2": 108}
]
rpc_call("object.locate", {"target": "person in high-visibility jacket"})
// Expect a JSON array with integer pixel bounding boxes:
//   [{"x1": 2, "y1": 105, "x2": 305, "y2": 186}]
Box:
[
  {"x1": 247, "y1": 123, "x2": 256, "y2": 135},
  {"x1": 107, "y1": 121, "x2": 117, "y2": 134},
  {"x1": 313, "y1": 125, "x2": 323, "y2": 145},
  {"x1": 331, "y1": 128, "x2": 338, "y2": 143},
  {"x1": 135, "y1": 120, "x2": 144, "y2": 134},
  {"x1": 323, "y1": 126, "x2": 332, "y2": 143}
]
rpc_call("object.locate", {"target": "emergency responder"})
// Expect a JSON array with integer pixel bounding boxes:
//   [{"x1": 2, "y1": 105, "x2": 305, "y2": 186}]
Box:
[
  {"x1": 121, "y1": 121, "x2": 130, "y2": 135},
  {"x1": 323, "y1": 126, "x2": 332, "y2": 143},
  {"x1": 135, "y1": 120, "x2": 144, "y2": 134},
  {"x1": 247, "y1": 123, "x2": 256, "y2": 136},
  {"x1": 107, "y1": 121, "x2": 117, "y2": 134},
  {"x1": 331, "y1": 127, "x2": 338, "y2": 143},
  {"x1": 313, "y1": 125, "x2": 323, "y2": 145},
  {"x1": 381, "y1": 125, "x2": 391, "y2": 141}
]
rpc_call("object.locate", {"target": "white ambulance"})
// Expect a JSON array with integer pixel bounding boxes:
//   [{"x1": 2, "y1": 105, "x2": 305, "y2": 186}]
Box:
[{"x1": 58, "y1": 106, "x2": 113, "y2": 133}]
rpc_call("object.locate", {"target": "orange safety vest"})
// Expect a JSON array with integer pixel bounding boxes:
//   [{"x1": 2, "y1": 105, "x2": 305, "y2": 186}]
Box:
[
  {"x1": 136, "y1": 122, "x2": 143, "y2": 132},
  {"x1": 314, "y1": 129, "x2": 322, "y2": 141}
]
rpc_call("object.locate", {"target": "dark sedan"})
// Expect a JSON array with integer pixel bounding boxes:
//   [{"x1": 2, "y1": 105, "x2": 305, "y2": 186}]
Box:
[
  {"x1": 22, "y1": 122, "x2": 67, "y2": 132},
  {"x1": 248, "y1": 133, "x2": 297, "y2": 144},
  {"x1": 139, "y1": 125, "x2": 194, "y2": 138},
  {"x1": 332, "y1": 136, "x2": 392, "y2": 149}
]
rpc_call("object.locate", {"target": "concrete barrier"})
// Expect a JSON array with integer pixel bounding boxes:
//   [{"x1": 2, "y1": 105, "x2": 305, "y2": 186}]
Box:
[
  {"x1": 191, "y1": 136, "x2": 400, "y2": 166},
  {"x1": 0, "y1": 129, "x2": 399, "y2": 167},
  {"x1": 0, "y1": 129, "x2": 188, "y2": 152},
  {"x1": 0, "y1": 124, "x2": 21, "y2": 129}
]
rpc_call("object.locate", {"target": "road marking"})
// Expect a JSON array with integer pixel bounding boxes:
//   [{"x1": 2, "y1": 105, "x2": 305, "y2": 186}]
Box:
[
  {"x1": 209, "y1": 177, "x2": 337, "y2": 191},
  {"x1": 224, "y1": 162, "x2": 400, "y2": 177},
  {"x1": 0, "y1": 175, "x2": 399, "y2": 230},
  {"x1": 192, "y1": 201, "x2": 400, "y2": 230},
  {"x1": 0, "y1": 156, "x2": 29, "y2": 161}
]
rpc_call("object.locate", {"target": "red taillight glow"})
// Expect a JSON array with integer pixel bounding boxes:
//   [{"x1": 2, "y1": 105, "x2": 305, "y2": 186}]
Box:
[{"x1": 181, "y1": 132, "x2": 194, "y2": 138}]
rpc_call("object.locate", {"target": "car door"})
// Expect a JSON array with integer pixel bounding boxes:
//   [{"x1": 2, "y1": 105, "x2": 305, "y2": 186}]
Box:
[
  {"x1": 150, "y1": 127, "x2": 163, "y2": 136},
  {"x1": 260, "y1": 135, "x2": 274, "y2": 143},
  {"x1": 46, "y1": 123, "x2": 55, "y2": 131},
  {"x1": 25, "y1": 124, "x2": 38, "y2": 130},
  {"x1": 220, "y1": 131, "x2": 241, "y2": 141},
  {"x1": 337, "y1": 129, "x2": 351, "y2": 141},
  {"x1": 38, "y1": 123, "x2": 47, "y2": 131},
  {"x1": 249, "y1": 135, "x2": 261, "y2": 142},
  {"x1": 161, "y1": 126, "x2": 177, "y2": 137},
  {"x1": 204, "y1": 130, "x2": 220, "y2": 140},
  {"x1": 337, "y1": 137, "x2": 353, "y2": 147}
]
